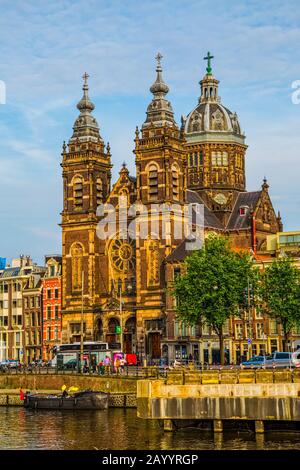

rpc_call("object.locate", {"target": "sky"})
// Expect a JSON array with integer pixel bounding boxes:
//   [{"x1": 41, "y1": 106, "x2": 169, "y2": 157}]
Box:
[{"x1": 0, "y1": 0, "x2": 299, "y2": 264}]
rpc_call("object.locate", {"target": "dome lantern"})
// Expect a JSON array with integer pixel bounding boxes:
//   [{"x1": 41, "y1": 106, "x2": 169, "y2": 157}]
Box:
[{"x1": 184, "y1": 52, "x2": 245, "y2": 143}]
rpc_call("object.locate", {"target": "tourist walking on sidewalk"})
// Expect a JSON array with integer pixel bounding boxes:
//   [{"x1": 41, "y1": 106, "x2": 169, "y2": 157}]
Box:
[{"x1": 104, "y1": 355, "x2": 111, "y2": 375}]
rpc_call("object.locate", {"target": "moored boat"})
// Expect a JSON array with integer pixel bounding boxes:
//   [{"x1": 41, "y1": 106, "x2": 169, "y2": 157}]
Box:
[{"x1": 24, "y1": 390, "x2": 109, "y2": 410}]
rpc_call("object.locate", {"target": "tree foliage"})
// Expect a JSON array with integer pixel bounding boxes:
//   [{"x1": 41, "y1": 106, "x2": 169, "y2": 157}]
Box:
[
  {"x1": 260, "y1": 257, "x2": 300, "y2": 349},
  {"x1": 173, "y1": 234, "x2": 257, "y2": 364}
]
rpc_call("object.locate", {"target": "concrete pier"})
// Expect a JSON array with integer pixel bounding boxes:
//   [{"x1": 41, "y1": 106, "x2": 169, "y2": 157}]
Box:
[
  {"x1": 164, "y1": 419, "x2": 176, "y2": 431},
  {"x1": 255, "y1": 420, "x2": 264, "y2": 434},
  {"x1": 213, "y1": 420, "x2": 223, "y2": 433},
  {"x1": 137, "y1": 376, "x2": 300, "y2": 432}
]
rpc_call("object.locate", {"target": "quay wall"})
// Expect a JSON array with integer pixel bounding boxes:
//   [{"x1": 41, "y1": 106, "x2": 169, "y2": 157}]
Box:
[
  {"x1": 0, "y1": 374, "x2": 138, "y2": 407},
  {"x1": 137, "y1": 379, "x2": 300, "y2": 421},
  {"x1": 0, "y1": 374, "x2": 137, "y2": 394}
]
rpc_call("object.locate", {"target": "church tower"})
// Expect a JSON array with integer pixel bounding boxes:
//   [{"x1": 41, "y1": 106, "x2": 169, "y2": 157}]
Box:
[
  {"x1": 183, "y1": 52, "x2": 247, "y2": 226},
  {"x1": 61, "y1": 74, "x2": 112, "y2": 343},
  {"x1": 133, "y1": 54, "x2": 187, "y2": 360},
  {"x1": 135, "y1": 53, "x2": 187, "y2": 206}
]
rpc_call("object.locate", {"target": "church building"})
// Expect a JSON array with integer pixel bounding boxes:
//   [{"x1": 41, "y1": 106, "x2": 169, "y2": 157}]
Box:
[{"x1": 60, "y1": 53, "x2": 281, "y2": 362}]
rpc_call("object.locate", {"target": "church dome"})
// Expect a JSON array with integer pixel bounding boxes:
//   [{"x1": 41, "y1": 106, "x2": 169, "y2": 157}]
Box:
[
  {"x1": 184, "y1": 102, "x2": 242, "y2": 135},
  {"x1": 183, "y1": 52, "x2": 245, "y2": 144}
]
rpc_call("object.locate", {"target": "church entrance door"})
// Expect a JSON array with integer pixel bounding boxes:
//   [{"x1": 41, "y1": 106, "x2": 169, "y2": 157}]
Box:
[
  {"x1": 123, "y1": 334, "x2": 132, "y2": 354},
  {"x1": 148, "y1": 332, "x2": 161, "y2": 360}
]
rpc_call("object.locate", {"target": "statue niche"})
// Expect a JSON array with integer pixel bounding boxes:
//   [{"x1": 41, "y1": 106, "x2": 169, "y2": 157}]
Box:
[
  {"x1": 71, "y1": 243, "x2": 83, "y2": 291},
  {"x1": 146, "y1": 238, "x2": 160, "y2": 287}
]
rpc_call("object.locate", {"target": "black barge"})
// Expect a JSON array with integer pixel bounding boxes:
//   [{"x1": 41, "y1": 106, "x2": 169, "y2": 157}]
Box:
[{"x1": 24, "y1": 390, "x2": 109, "y2": 410}]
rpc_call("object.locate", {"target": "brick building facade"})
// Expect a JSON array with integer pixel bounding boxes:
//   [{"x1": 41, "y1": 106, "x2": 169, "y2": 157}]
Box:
[{"x1": 42, "y1": 256, "x2": 62, "y2": 360}]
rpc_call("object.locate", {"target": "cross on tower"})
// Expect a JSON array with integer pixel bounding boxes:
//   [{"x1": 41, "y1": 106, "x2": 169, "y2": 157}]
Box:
[
  {"x1": 82, "y1": 72, "x2": 89, "y2": 85},
  {"x1": 204, "y1": 51, "x2": 214, "y2": 75},
  {"x1": 155, "y1": 52, "x2": 163, "y2": 68}
]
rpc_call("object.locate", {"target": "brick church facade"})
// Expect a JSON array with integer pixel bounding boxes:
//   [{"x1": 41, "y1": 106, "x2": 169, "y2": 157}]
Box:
[{"x1": 60, "y1": 53, "x2": 281, "y2": 363}]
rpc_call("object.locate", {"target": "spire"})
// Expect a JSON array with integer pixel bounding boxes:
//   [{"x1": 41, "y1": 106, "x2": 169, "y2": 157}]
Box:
[
  {"x1": 277, "y1": 211, "x2": 283, "y2": 232},
  {"x1": 149, "y1": 53, "x2": 169, "y2": 96},
  {"x1": 119, "y1": 161, "x2": 129, "y2": 176},
  {"x1": 77, "y1": 72, "x2": 95, "y2": 112},
  {"x1": 142, "y1": 53, "x2": 177, "y2": 130},
  {"x1": 69, "y1": 73, "x2": 103, "y2": 144},
  {"x1": 262, "y1": 176, "x2": 269, "y2": 191}
]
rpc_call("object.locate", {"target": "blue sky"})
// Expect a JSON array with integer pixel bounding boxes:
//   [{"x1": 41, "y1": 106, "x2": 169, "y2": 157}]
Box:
[{"x1": 0, "y1": 0, "x2": 299, "y2": 264}]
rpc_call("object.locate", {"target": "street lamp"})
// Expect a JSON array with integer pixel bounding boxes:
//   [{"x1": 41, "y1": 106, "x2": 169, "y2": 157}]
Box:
[
  {"x1": 238, "y1": 333, "x2": 242, "y2": 364},
  {"x1": 119, "y1": 282, "x2": 132, "y2": 354},
  {"x1": 80, "y1": 270, "x2": 84, "y2": 373}
]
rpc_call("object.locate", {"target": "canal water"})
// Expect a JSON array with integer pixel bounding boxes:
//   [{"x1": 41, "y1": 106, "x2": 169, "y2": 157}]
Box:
[{"x1": 0, "y1": 407, "x2": 300, "y2": 450}]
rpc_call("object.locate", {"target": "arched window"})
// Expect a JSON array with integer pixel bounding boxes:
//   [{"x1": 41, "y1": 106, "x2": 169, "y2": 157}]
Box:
[
  {"x1": 172, "y1": 165, "x2": 179, "y2": 200},
  {"x1": 96, "y1": 178, "x2": 103, "y2": 206},
  {"x1": 148, "y1": 164, "x2": 158, "y2": 201},
  {"x1": 73, "y1": 176, "x2": 83, "y2": 209},
  {"x1": 71, "y1": 243, "x2": 83, "y2": 291}
]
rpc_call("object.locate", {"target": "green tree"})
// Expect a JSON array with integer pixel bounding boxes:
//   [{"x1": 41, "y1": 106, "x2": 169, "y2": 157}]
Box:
[
  {"x1": 260, "y1": 258, "x2": 300, "y2": 351},
  {"x1": 173, "y1": 234, "x2": 256, "y2": 365}
]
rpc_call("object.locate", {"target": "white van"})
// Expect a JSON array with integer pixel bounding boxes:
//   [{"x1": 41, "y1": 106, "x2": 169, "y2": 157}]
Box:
[
  {"x1": 292, "y1": 350, "x2": 300, "y2": 367},
  {"x1": 48, "y1": 356, "x2": 57, "y2": 367}
]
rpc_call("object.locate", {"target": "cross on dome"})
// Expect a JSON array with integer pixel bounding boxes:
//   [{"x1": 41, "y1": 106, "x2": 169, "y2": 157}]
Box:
[{"x1": 204, "y1": 51, "x2": 214, "y2": 75}]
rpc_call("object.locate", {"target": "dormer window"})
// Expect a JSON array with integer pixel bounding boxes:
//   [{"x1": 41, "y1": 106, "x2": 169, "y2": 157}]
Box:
[{"x1": 239, "y1": 205, "x2": 249, "y2": 216}]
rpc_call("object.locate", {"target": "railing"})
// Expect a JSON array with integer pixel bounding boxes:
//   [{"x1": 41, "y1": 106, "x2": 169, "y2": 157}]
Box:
[
  {"x1": 0, "y1": 364, "x2": 167, "y2": 379},
  {"x1": 164, "y1": 367, "x2": 300, "y2": 385},
  {"x1": 1, "y1": 362, "x2": 299, "y2": 382}
]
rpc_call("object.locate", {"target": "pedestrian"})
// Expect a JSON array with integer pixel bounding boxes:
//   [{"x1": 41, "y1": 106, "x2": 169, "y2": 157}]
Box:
[
  {"x1": 104, "y1": 355, "x2": 111, "y2": 375},
  {"x1": 120, "y1": 356, "x2": 126, "y2": 374},
  {"x1": 98, "y1": 360, "x2": 105, "y2": 375},
  {"x1": 114, "y1": 356, "x2": 121, "y2": 374},
  {"x1": 19, "y1": 388, "x2": 25, "y2": 401}
]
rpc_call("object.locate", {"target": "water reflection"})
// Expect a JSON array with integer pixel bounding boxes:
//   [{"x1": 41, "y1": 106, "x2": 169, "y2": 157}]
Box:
[{"x1": 0, "y1": 408, "x2": 300, "y2": 450}]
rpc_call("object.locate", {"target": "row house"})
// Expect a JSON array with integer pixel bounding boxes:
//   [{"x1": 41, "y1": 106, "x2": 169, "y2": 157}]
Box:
[
  {"x1": 0, "y1": 255, "x2": 62, "y2": 362},
  {"x1": 42, "y1": 256, "x2": 62, "y2": 360},
  {"x1": 23, "y1": 274, "x2": 43, "y2": 362},
  {"x1": 0, "y1": 256, "x2": 45, "y2": 362}
]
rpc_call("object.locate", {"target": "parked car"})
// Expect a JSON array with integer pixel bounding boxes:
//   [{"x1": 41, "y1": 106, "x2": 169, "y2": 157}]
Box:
[
  {"x1": 292, "y1": 350, "x2": 300, "y2": 367},
  {"x1": 0, "y1": 359, "x2": 20, "y2": 369},
  {"x1": 241, "y1": 356, "x2": 268, "y2": 368},
  {"x1": 265, "y1": 351, "x2": 294, "y2": 368},
  {"x1": 46, "y1": 357, "x2": 57, "y2": 368},
  {"x1": 61, "y1": 359, "x2": 78, "y2": 370}
]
